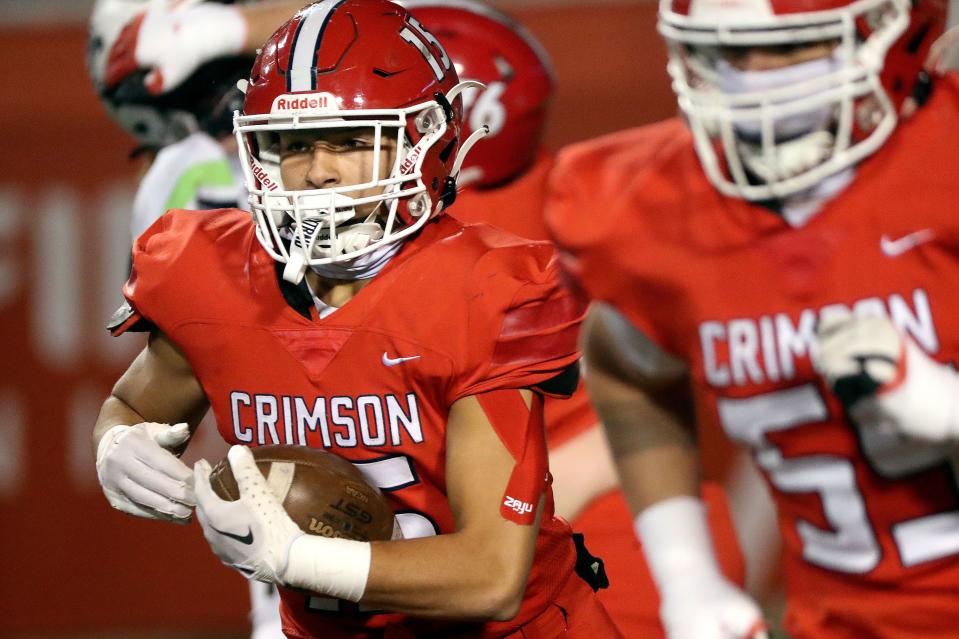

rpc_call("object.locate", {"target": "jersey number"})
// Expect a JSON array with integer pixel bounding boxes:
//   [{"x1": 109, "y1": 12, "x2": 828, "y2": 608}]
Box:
[
  {"x1": 719, "y1": 384, "x2": 959, "y2": 573},
  {"x1": 462, "y1": 82, "x2": 507, "y2": 138}
]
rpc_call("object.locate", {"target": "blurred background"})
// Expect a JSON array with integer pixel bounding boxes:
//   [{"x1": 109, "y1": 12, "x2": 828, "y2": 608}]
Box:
[{"x1": 0, "y1": 0, "x2": 956, "y2": 637}]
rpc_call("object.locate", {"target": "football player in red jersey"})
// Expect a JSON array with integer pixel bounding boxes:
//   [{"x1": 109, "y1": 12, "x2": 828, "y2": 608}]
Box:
[
  {"x1": 404, "y1": 2, "x2": 748, "y2": 637},
  {"x1": 547, "y1": 0, "x2": 957, "y2": 636},
  {"x1": 92, "y1": 1, "x2": 623, "y2": 637}
]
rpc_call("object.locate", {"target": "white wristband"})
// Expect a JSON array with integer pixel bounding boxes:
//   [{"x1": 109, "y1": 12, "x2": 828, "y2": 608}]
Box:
[
  {"x1": 634, "y1": 496, "x2": 723, "y2": 595},
  {"x1": 281, "y1": 535, "x2": 372, "y2": 602}
]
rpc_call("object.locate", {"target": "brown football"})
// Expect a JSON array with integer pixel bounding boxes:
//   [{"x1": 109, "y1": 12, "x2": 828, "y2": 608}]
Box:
[{"x1": 208, "y1": 445, "x2": 395, "y2": 542}]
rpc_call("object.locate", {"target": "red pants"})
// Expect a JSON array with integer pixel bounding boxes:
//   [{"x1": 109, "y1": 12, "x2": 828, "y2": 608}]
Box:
[{"x1": 502, "y1": 572, "x2": 624, "y2": 639}]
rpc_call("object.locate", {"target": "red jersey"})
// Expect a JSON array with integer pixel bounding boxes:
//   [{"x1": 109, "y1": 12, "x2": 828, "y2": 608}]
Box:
[
  {"x1": 116, "y1": 209, "x2": 588, "y2": 638},
  {"x1": 452, "y1": 152, "x2": 599, "y2": 447},
  {"x1": 548, "y1": 74, "x2": 959, "y2": 639},
  {"x1": 452, "y1": 150, "x2": 746, "y2": 637}
]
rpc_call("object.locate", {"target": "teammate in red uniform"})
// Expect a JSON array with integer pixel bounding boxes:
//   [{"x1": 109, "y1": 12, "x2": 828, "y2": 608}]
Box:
[
  {"x1": 547, "y1": 0, "x2": 956, "y2": 636},
  {"x1": 405, "y1": 2, "x2": 747, "y2": 637},
  {"x1": 92, "y1": 2, "x2": 622, "y2": 637}
]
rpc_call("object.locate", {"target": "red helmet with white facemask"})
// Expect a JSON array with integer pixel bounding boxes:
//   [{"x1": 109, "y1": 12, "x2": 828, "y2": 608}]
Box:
[
  {"x1": 402, "y1": 0, "x2": 555, "y2": 188},
  {"x1": 658, "y1": 0, "x2": 947, "y2": 201},
  {"x1": 236, "y1": 0, "x2": 483, "y2": 283}
]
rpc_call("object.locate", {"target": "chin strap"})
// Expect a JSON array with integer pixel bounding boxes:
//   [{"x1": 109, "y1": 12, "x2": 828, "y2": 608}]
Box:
[
  {"x1": 738, "y1": 130, "x2": 835, "y2": 185},
  {"x1": 282, "y1": 218, "x2": 390, "y2": 284}
]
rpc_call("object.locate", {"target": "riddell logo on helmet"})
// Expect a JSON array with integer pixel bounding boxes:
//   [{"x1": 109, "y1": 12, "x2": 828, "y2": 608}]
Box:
[
  {"x1": 400, "y1": 145, "x2": 424, "y2": 175},
  {"x1": 251, "y1": 159, "x2": 279, "y2": 191},
  {"x1": 271, "y1": 92, "x2": 337, "y2": 113}
]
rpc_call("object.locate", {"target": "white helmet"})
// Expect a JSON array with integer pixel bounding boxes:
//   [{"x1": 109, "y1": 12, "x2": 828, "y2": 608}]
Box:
[{"x1": 87, "y1": 0, "x2": 254, "y2": 149}]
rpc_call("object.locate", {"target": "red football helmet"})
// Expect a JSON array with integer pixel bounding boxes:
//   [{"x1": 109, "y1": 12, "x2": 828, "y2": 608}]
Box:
[
  {"x1": 403, "y1": 0, "x2": 554, "y2": 188},
  {"x1": 236, "y1": 0, "x2": 482, "y2": 282},
  {"x1": 658, "y1": 0, "x2": 947, "y2": 201}
]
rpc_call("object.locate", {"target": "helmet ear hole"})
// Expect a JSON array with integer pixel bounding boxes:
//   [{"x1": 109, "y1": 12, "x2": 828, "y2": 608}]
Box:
[
  {"x1": 911, "y1": 69, "x2": 934, "y2": 106},
  {"x1": 407, "y1": 193, "x2": 432, "y2": 218},
  {"x1": 433, "y1": 91, "x2": 456, "y2": 122},
  {"x1": 415, "y1": 106, "x2": 445, "y2": 133}
]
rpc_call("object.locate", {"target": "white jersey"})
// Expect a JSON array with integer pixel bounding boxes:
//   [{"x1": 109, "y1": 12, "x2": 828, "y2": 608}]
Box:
[{"x1": 130, "y1": 131, "x2": 247, "y2": 242}]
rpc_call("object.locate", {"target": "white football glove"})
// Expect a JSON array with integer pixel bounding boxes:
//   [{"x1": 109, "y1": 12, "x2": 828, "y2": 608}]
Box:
[
  {"x1": 659, "y1": 575, "x2": 768, "y2": 639},
  {"x1": 815, "y1": 314, "x2": 959, "y2": 441},
  {"x1": 195, "y1": 446, "x2": 373, "y2": 601},
  {"x1": 104, "y1": 1, "x2": 246, "y2": 96},
  {"x1": 96, "y1": 421, "x2": 195, "y2": 523},
  {"x1": 194, "y1": 446, "x2": 304, "y2": 583},
  {"x1": 636, "y1": 497, "x2": 767, "y2": 639}
]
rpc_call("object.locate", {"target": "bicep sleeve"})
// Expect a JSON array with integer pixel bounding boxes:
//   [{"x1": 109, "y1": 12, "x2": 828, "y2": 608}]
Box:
[{"x1": 476, "y1": 389, "x2": 548, "y2": 526}]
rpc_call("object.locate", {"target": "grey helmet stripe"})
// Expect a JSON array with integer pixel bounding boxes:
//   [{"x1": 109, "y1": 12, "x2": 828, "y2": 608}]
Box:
[{"x1": 287, "y1": 0, "x2": 345, "y2": 92}]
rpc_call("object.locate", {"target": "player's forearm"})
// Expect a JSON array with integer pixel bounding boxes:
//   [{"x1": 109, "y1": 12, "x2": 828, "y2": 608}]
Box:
[
  {"x1": 583, "y1": 309, "x2": 700, "y2": 512},
  {"x1": 549, "y1": 424, "x2": 619, "y2": 521},
  {"x1": 240, "y1": 1, "x2": 306, "y2": 51},
  {"x1": 611, "y1": 433, "x2": 701, "y2": 515},
  {"x1": 360, "y1": 528, "x2": 535, "y2": 620},
  {"x1": 93, "y1": 394, "x2": 149, "y2": 453},
  {"x1": 594, "y1": 387, "x2": 701, "y2": 513}
]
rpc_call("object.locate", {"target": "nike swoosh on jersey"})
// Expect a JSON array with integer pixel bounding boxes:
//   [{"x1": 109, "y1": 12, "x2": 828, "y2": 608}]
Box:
[
  {"x1": 211, "y1": 525, "x2": 255, "y2": 545},
  {"x1": 382, "y1": 352, "x2": 421, "y2": 366},
  {"x1": 880, "y1": 229, "x2": 934, "y2": 257}
]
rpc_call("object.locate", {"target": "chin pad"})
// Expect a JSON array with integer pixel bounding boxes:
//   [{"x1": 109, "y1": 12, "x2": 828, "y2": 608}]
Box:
[{"x1": 283, "y1": 250, "x2": 309, "y2": 284}]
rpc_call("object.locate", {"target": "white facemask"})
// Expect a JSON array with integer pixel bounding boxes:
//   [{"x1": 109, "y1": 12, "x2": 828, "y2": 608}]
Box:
[{"x1": 716, "y1": 52, "x2": 842, "y2": 142}]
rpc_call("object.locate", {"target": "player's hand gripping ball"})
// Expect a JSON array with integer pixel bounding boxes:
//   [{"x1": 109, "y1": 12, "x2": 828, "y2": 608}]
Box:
[
  {"x1": 194, "y1": 446, "x2": 397, "y2": 584},
  {"x1": 208, "y1": 445, "x2": 396, "y2": 542}
]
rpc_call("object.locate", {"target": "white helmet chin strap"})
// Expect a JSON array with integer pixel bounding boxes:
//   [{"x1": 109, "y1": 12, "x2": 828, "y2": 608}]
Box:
[
  {"x1": 280, "y1": 193, "x2": 389, "y2": 283},
  {"x1": 307, "y1": 239, "x2": 404, "y2": 282},
  {"x1": 737, "y1": 130, "x2": 836, "y2": 186},
  {"x1": 282, "y1": 218, "x2": 388, "y2": 283}
]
